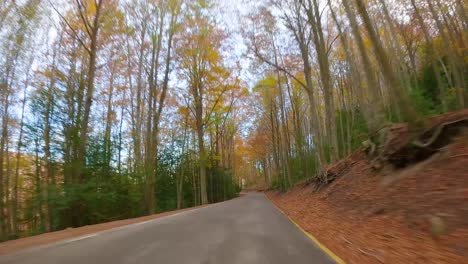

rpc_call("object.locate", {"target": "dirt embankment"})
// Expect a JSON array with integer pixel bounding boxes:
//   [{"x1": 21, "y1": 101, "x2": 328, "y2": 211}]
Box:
[{"x1": 268, "y1": 109, "x2": 468, "y2": 264}]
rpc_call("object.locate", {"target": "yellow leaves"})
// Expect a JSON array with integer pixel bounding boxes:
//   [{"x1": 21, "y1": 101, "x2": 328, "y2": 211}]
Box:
[
  {"x1": 212, "y1": 154, "x2": 222, "y2": 162},
  {"x1": 293, "y1": 72, "x2": 305, "y2": 85},
  {"x1": 18, "y1": 0, "x2": 40, "y2": 21},
  {"x1": 362, "y1": 34, "x2": 373, "y2": 50},
  {"x1": 253, "y1": 75, "x2": 279, "y2": 103},
  {"x1": 240, "y1": 87, "x2": 250, "y2": 96},
  {"x1": 87, "y1": 0, "x2": 97, "y2": 15},
  {"x1": 439, "y1": 4, "x2": 449, "y2": 14},
  {"x1": 101, "y1": 9, "x2": 125, "y2": 34},
  {"x1": 254, "y1": 76, "x2": 277, "y2": 91},
  {"x1": 61, "y1": 0, "x2": 123, "y2": 48}
]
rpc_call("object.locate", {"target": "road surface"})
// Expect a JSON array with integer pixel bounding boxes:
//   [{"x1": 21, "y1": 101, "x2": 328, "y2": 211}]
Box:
[{"x1": 0, "y1": 193, "x2": 336, "y2": 264}]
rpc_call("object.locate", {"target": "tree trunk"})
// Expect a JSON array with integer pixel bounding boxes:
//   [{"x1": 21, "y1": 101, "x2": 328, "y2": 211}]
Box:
[
  {"x1": 353, "y1": 0, "x2": 419, "y2": 125},
  {"x1": 0, "y1": 91, "x2": 10, "y2": 240},
  {"x1": 12, "y1": 80, "x2": 28, "y2": 236},
  {"x1": 341, "y1": 0, "x2": 385, "y2": 132},
  {"x1": 304, "y1": 0, "x2": 338, "y2": 162},
  {"x1": 103, "y1": 71, "x2": 115, "y2": 171},
  {"x1": 197, "y1": 118, "x2": 208, "y2": 204}
]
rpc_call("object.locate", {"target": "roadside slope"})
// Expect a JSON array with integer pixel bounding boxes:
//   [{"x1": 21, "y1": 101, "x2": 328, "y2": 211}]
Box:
[{"x1": 268, "y1": 110, "x2": 468, "y2": 264}]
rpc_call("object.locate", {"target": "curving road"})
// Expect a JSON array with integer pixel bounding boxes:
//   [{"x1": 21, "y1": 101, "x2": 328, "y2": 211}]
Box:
[{"x1": 0, "y1": 193, "x2": 336, "y2": 264}]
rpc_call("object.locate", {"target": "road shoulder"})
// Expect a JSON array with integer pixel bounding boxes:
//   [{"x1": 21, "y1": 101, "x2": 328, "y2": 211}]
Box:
[
  {"x1": 265, "y1": 192, "x2": 345, "y2": 264},
  {"x1": 0, "y1": 205, "x2": 207, "y2": 256}
]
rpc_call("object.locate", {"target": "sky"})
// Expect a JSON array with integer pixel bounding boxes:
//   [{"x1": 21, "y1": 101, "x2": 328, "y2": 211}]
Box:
[
  {"x1": 215, "y1": 0, "x2": 257, "y2": 86},
  {"x1": 3, "y1": 0, "x2": 266, "y2": 145}
]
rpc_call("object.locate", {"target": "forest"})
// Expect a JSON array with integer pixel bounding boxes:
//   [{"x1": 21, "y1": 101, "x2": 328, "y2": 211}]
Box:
[{"x1": 0, "y1": 0, "x2": 466, "y2": 241}]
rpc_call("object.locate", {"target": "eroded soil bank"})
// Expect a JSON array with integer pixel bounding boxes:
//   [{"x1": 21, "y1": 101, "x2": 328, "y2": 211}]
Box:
[{"x1": 267, "y1": 110, "x2": 468, "y2": 264}]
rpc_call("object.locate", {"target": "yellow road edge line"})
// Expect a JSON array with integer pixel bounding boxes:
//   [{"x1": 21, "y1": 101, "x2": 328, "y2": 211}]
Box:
[{"x1": 266, "y1": 195, "x2": 346, "y2": 264}]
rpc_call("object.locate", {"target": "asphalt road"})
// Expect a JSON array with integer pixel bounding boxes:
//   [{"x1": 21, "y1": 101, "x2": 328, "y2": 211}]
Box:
[{"x1": 0, "y1": 193, "x2": 336, "y2": 264}]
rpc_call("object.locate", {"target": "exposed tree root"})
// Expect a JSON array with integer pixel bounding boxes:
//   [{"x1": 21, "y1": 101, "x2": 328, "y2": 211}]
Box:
[{"x1": 365, "y1": 118, "x2": 468, "y2": 170}]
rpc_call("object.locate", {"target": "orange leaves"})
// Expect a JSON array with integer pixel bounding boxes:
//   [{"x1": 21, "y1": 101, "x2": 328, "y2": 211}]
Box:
[
  {"x1": 246, "y1": 131, "x2": 270, "y2": 159},
  {"x1": 176, "y1": 106, "x2": 197, "y2": 129},
  {"x1": 177, "y1": 106, "x2": 191, "y2": 116}
]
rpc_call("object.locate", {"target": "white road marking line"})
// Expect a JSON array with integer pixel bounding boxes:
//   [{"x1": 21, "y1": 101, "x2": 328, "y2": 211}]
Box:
[
  {"x1": 64, "y1": 234, "x2": 98, "y2": 243},
  {"x1": 131, "y1": 220, "x2": 154, "y2": 226},
  {"x1": 124, "y1": 212, "x2": 190, "y2": 228},
  {"x1": 1, "y1": 199, "x2": 243, "y2": 257}
]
